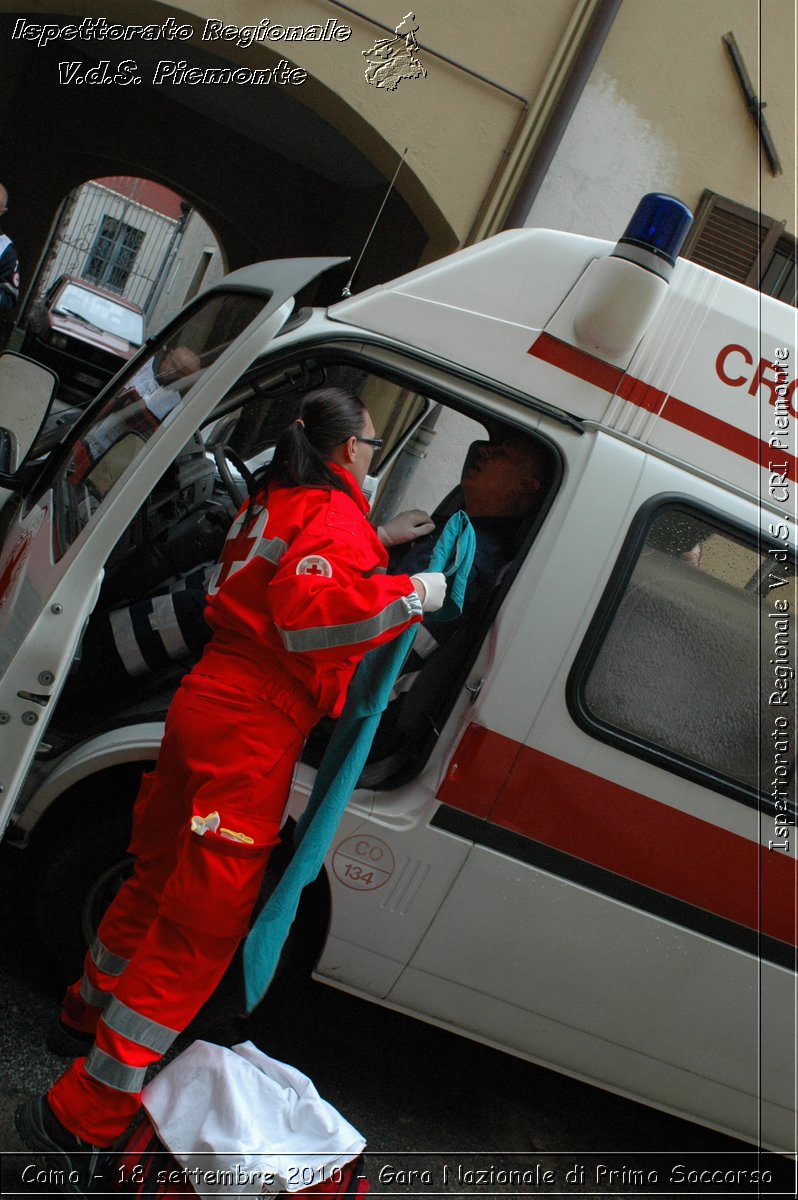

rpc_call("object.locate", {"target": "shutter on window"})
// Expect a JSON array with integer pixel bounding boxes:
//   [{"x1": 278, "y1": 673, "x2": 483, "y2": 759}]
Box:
[{"x1": 682, "y1": 191, "x2": 785, "y2": 286}]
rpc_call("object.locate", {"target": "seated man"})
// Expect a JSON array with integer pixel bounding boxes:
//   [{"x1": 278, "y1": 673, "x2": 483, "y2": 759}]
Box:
[
  {"x1": 360, "y1": 436, "x2": 552, "y2": 724},
  {"x1": 385, "y1": 435, "x2": 548, "y2": 658}
]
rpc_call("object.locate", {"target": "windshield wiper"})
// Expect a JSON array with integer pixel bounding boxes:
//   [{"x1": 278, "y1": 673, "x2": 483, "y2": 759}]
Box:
[{"x1": 54, "y1": 307, "x2": 107, "y2": 335}]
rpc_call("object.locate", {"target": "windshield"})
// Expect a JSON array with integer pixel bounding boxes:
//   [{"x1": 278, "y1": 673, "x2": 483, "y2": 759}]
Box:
[
  {"x1": 42, "y1": 291, "x2": 267, "y2": 561},
  {"x1": 53, "y1": 283, "x2": 145, "y2": 346}
]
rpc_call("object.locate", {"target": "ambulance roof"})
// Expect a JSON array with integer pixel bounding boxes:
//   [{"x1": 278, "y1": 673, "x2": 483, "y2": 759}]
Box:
[{"x1": 329, "y1": 228, "x2": 796, "y2": 510}]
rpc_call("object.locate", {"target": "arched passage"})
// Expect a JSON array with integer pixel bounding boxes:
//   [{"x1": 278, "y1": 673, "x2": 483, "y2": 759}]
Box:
[
  {"x1": 0, "y1": 7, "x2": 451, "y2": 320},
  {"x1": 25, "y1": 174, "x2": 225, "y2": 333}
]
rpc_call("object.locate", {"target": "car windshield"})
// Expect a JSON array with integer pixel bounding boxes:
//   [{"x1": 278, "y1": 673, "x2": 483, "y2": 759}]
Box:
[
  {"x1": 53, "y1": 283, "x2": 145, "y2": 345},
  {"x1": 42, "y1": 291, "x2": 267, "y2": 561}
]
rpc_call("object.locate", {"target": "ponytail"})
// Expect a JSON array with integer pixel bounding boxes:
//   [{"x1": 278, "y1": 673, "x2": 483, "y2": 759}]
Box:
[{"x1": 250, "y1": 387, "x2": 366, "y2": 502}]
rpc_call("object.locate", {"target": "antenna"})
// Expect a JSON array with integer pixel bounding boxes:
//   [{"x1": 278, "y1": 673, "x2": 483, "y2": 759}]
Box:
[{"x1": 341, "y1": 147, "x2": 408, "y2": 298}]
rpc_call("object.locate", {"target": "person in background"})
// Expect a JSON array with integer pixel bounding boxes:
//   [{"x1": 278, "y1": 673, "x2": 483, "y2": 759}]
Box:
[
  {"x1": 0, "y1": 183, "x2": 20, "y2": 347},
  {"x1": 69, "y1": 343, "x2": 201, "y2": 484},
  {"x1": 124, "y1": 343, "x2": 202, "y2": 420}
]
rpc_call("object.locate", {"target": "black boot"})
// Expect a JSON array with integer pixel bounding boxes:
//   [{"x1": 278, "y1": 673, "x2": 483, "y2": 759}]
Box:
[
  {"x1": 15, "y1": 1095, "x2": 108, "y2": 1197},
  {"x1": 46, "y1": 1012, "x2": 96, "y2": 1058}
]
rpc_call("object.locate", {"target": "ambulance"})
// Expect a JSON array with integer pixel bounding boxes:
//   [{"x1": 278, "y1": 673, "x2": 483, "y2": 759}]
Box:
[{"x1": 0, "y1": 194, "x2": 794, "y2": 1152}]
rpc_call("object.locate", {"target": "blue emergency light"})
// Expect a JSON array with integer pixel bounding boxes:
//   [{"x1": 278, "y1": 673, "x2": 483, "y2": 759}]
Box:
[
  {"x1": 615, "y1": 193, "x2": 693, "y2": 268},
  {"x1": 568, "y1": 193, "x2": 694, "y2": 356}
]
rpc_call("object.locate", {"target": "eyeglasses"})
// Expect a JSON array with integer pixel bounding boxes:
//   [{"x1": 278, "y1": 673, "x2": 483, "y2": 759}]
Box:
[{"x1": 338, "y1": 435, "x2": 384, "y2": 450}]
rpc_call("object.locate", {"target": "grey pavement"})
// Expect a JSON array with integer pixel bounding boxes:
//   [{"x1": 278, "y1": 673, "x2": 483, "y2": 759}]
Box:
[{"x1": 0, "y1": 846, "x2": 791, "y2": 1198}]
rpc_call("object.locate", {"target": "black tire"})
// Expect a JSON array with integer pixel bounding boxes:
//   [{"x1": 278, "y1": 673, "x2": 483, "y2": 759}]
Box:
[{"x1": 32, "y1": 809, "x2": 133, "y2": 988}]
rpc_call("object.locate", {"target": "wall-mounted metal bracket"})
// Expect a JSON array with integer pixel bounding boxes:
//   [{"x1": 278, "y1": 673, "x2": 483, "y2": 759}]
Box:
[{"x1": 723, "y1": 32, "x2": 782, "y2": 176}]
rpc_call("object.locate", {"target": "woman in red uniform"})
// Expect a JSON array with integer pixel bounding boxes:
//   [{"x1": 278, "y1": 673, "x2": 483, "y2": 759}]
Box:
[{"x1": 17, "y1": 387, "x2": 445, "y2": 1186}]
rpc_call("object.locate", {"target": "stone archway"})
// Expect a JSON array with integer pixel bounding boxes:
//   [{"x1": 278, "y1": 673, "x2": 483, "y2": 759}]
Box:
[{"x1": 0, "y1": 7, "x2": 450, "y2": 327}]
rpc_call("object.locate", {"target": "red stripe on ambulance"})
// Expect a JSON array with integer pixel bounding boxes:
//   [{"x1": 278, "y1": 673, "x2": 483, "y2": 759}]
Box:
[
  {"x1": 528, "y1": 333, "x2": 798, "y2": 481},
  {"x1": 437, "y1": 724, "x2": 797, "y2": 948}
]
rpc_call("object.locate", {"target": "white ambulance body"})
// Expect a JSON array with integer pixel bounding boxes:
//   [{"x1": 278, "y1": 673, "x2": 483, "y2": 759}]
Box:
[{"x1": 0, "y1": 196, "x2": 794, "y2": 1152}]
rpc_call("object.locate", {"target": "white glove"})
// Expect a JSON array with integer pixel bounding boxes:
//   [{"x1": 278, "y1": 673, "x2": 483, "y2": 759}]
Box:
[
  {"x1": 411, "y1": 572, "x2": 447, "y2": 613},
  {"x1": 378, "y1": 510, "x2": 435, "y2": 547}
]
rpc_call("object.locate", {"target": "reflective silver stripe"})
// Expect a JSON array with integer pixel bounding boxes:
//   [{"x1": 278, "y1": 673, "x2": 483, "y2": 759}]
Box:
[
  {"x1": 255, "y1": 536, "x2": 288, "y2": 565},
  {"x1": 79, "y1": 976, "x2": 112, "y2": 1010},
  {"x1": 278, "y1": 593, "x2": 420, "y2": 653},
  {"x1": 412, "y1": 623, "x2": 439, "y2": 661},
  {"x1": 102, "y1": 997, "x2": 179, "y2": 1053},
  {"x1": 148, "y1": 594, "x2": 190, "y2": 660},
  {"x1": 389, "y1": 669, "x2": 420, "y2": 700},
  {"x1": 89, "y1": 937, "x2": 130, "y2": 977},
  {"x1": 110, "y1": 607, "x2": 148, "y2": 676},
  {"x1": 405, "y1": 590, "x2": 424, "y2": 618},
  {"x1": 84, "y1": 1046, "x2": 147, "y2": 1093},
  {"x1": 206, "y1": 562, "x2": 223, "y2": 595},
  {"x1": 207, "y1": 534, "x2": 287, "y2": 595}
]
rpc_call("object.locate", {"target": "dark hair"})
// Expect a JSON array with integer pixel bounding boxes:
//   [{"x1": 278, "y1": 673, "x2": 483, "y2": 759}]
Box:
[
  {"x1": 252, "y1": 387, "x2": 366, "y2": 498},
  {"x1": 502, "y1": 435, "x2": 551, "y2": 511}
]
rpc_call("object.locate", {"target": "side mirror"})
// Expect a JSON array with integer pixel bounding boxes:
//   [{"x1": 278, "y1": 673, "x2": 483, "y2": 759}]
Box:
[{"x1": 0, "y1": 352, "x2": 58, "y2": 477}]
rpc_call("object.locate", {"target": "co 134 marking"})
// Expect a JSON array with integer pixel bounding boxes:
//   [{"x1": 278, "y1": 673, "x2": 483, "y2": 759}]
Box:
[{"x1": 333, "y1": 834, "x2": 395, "y2": 891}]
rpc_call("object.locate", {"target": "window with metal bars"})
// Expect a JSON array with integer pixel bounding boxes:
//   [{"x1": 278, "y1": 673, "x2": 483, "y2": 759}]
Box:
[
  {"x1": 682, "y1": 190, "x2": 796, "y2": 307},
  {"x1": 83, "y1": 215, "x2": 145, "y2": 294}
]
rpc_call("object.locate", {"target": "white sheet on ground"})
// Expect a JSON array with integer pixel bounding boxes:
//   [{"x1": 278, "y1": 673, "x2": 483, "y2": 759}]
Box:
[{"x1": 142, "y1": 1040, "x2": 365, "y2": 1196}]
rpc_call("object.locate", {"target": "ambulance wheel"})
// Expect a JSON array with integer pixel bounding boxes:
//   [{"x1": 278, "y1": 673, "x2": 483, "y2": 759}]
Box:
[{"x1": 32, "y1": 808, "x2": 133, "y2": 988}]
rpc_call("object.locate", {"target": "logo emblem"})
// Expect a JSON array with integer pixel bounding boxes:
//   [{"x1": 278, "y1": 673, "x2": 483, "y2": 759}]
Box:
[
  {"x1": 363, "y1": 11, "x2": 426, "y2": 90},
  {"x1": 296, "y1": 555, "x2": 333, "y2": 578}
]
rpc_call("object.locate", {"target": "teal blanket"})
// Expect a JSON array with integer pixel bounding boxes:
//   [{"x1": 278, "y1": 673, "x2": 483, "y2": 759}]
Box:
[{"x1": 243, "y1": 511, "x2": 475, "y2": 1012}]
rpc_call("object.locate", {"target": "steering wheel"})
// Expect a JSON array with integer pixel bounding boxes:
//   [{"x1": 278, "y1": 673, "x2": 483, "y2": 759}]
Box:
[{"x1": 213, "y1": 444, "x2": 256, "y2": 509}]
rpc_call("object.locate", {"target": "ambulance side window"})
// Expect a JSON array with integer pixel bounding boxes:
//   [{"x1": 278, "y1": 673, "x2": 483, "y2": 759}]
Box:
[{"x1": 572, "y1": 506, "x2": 795, "y2": 797}]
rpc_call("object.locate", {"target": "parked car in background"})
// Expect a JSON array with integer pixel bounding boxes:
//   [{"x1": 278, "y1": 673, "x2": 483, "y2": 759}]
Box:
[{"x1": 21, "y1": 275, "x2": 145, "y2": 405}]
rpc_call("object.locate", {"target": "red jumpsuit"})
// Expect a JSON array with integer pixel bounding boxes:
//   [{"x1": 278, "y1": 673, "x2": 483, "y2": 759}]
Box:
[{"x1": 49, "y1": 465, "x2": 423, "y2": 1146}]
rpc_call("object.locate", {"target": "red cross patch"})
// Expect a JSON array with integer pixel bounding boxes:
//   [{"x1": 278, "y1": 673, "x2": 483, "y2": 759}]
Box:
[
  {"x1": 296, "y1": 555, "x2": 333, "y2": 578},
  {"x1": 207, "y1": 506, "x2": 268, "y2": 595}
]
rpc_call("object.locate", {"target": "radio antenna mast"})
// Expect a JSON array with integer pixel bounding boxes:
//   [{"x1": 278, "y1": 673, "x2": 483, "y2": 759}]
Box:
[{"x1": 341, "y1": 147, "x2": 408, "y2": 298}]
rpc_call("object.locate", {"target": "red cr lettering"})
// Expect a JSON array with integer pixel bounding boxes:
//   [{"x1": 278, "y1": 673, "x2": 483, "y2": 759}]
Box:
[
  {"x1": 716, "y1": 343, "x2": 798, "y2": 415},
  {"x1": 716, "y1": 344, "x2": 752, "y2": 386}
]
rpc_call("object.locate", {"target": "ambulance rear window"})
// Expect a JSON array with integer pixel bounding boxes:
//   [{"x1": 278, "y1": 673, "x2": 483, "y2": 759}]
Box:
[{"x1": 573, "y1": 506, "x2": 795, "y2": 800}]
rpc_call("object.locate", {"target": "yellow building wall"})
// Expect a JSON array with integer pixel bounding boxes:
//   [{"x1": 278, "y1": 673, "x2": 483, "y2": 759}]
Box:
[
  {"x1": 611, "y1": 0, "x2": 794, "y2": 223},
  {"x1": 0, "y1": 0, "x2": 599, "y2": 251},
  {"x1": 170, "y1": 0, "x2": 592, "y2": 246},
  {"x1": 526, "y1": 0, "x2": 796, "y2": 240},
  {"x1": 2, "y1": 0, "x2": 793, "y2": 254}
]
